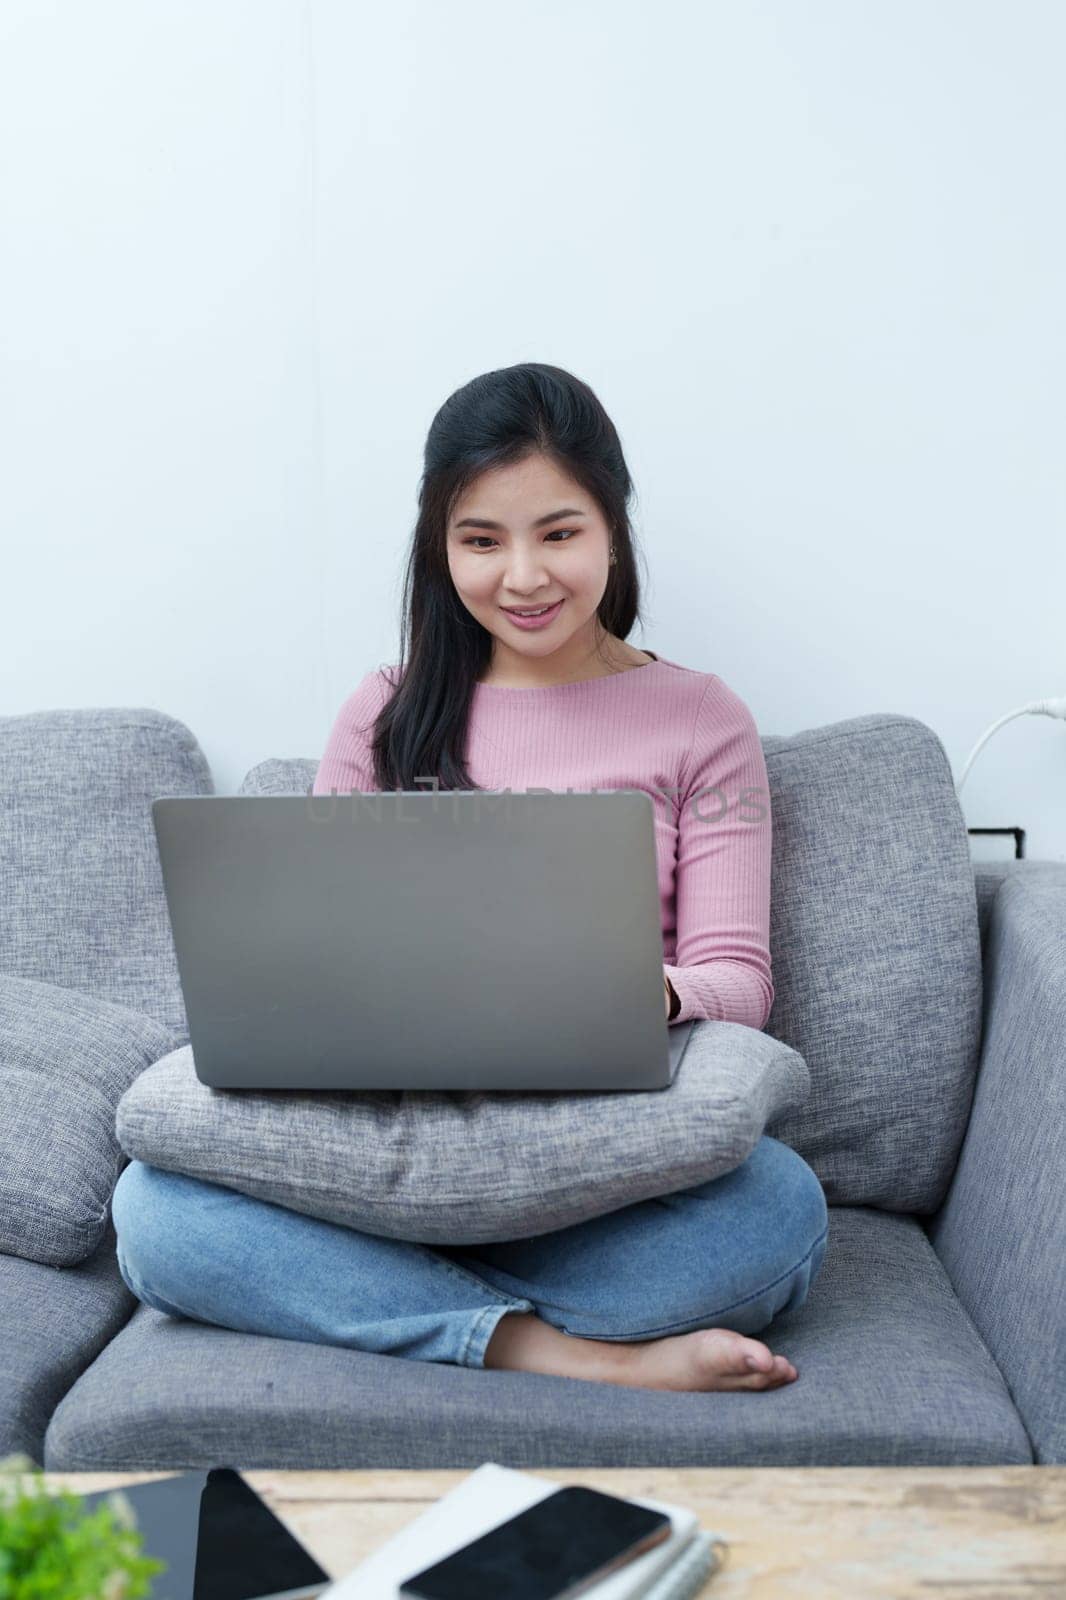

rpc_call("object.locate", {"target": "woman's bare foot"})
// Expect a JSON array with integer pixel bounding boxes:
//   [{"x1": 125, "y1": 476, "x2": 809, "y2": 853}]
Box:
[{"x1": 483, "y1": 1311, "x2": 798, "y2": 1391}]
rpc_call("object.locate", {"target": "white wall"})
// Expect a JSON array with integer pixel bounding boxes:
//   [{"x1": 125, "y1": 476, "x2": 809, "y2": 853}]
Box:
[{"x1": 2, "y1": 0, "x2": 1063, "y2": 857}]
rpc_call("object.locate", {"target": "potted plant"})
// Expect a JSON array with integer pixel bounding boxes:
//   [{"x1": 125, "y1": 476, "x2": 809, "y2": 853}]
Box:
[{"x1": 0, "y1": 1452, "x2": 166, "y2": 1599}]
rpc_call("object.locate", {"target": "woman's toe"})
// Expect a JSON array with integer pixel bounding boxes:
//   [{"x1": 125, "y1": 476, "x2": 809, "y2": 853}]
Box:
[{"x1": 738, "y1": 1338, "x2": 775, "y2": 1372}]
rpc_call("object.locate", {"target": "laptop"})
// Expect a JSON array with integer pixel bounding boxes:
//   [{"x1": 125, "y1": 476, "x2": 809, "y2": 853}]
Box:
[{"x1": 151, "y1": 789, "x2": 697, "y2": 1092}]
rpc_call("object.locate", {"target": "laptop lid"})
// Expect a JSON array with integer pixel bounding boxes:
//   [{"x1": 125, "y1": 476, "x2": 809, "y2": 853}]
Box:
[{"x1": 152, "y1": 790, "x2": 696, "y2": 1092}]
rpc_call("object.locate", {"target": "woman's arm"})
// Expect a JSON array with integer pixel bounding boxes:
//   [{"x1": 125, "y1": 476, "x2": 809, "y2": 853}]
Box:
[{"x1": 663, "y1": 675, "x2": 774, "y2": 1028}]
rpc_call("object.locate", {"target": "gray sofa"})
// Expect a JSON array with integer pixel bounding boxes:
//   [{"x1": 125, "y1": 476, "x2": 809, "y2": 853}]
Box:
[{"x1": 1, "y1": 705, "x2": 1062, "y2": 1471}]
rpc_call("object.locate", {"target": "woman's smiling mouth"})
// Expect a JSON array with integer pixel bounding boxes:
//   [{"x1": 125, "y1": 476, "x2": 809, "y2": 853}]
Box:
[{"x1": 499, "y1": 599, "x2": 565, "y2": 628}]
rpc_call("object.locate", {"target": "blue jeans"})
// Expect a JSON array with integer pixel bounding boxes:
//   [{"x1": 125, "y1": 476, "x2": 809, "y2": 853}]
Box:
[{"x1": 110, "y1": 1135, "x2": 829, "y2": 1369}]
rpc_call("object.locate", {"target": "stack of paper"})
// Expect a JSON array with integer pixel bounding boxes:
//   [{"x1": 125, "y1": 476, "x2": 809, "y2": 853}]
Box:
[{"x1": 321, "y1": 1462, "x2": 727, "y2": 1599}]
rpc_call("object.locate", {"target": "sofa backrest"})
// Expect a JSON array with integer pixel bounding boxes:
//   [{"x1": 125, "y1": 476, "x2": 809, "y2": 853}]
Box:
[
  {"x1": 760, "y1": 712, "x2": 982, "y2": 1214},
  {"x1": 3, "y1": 704, "x2": 982, "y2": 1217},
  {"x1": 0, "y1": 708, "x2": 214, "y2": 1042},
  {"x1": 244, "y1": 715, "x2": 983, "y2": 1217},
  {"x1": 238, "y1": 758, "x2": 316, "y2": 797}
]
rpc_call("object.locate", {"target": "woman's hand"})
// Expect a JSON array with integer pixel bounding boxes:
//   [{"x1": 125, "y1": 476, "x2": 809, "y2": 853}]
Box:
[{"x1": 663, "y1": 972, "x2": 673, "y2": 1019}]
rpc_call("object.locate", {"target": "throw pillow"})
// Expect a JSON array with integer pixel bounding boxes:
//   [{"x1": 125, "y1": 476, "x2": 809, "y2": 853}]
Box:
[
  {"x1": 0, "y1": 974, "x2": 176, "y2": 1265},
  {"x1": 760, "y1": 712, "x2": 983, "y2": 1212},
  {"x1": 114, "y1": 1019, "x2": 810, "y2": 1244}
]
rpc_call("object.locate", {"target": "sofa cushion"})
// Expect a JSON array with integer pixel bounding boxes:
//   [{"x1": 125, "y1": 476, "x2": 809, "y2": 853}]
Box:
[
  {"x1": 0, "y1": 707, "x2": 214, "y2": 1041},
  {"x1": 759, "y1": 714, "x2": 983, "y2": 1213},
  {"x1": 42, "y1": 1207, "x2": 1032, "y2": 1469},
  {"x1": 0, "y1": 974, "x2": 175, "y2": 1265},
  {"x1": 238, "y1": 757, "x2": 316, "y2": 797},
  {"x1": 114, "y1": 1022, "x2": 810, "y2": 1244},
  {"x1": 0, "y1": 1218, "x2": 134, "y2": 1468}
]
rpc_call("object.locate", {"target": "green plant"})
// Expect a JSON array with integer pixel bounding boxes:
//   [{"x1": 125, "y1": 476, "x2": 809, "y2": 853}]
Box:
[{"x1": 0, "y1": 1453, "x2": 166, "y2": 1600}]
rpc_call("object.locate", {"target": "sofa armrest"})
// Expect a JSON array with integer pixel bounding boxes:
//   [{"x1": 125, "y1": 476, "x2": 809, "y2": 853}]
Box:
[{"x1": 925, "y1": 860, "x2": 1066, "y2": 1463}]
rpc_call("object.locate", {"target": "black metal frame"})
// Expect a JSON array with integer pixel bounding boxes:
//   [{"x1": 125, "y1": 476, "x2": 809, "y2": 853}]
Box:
[{"x1": 967, "y1": 826, "x2": 1026, "y2": 860}]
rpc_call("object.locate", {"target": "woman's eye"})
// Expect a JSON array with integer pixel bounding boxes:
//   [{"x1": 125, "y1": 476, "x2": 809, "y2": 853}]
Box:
[{"x1": 463, "y1": 530, "x2": 579, "y2": 550}]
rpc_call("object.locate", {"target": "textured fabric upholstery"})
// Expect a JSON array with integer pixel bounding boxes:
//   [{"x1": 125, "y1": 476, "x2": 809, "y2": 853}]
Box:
[
  {"x1": 0, "y1": 707, "x2": 214, "y2": 1041},
  {"x1": 926, "y1": 861, "x2": 1066, "y2": 1465},
  {"x1": 759, "y1": 713, "x2": 982, "y2": 1212},
  {"x1": 2, "y1": 715, "x2": 1054, "y2": 1471},
  {"x1": 0, "y1": 974, "x2": 175, "y2": 1264},
  {"x1": 0, "y1": 1218, "x2": 134, "y2": 1467},
  {"x1": 973, "y1": 860, "x2": 1028, "y2": 955},
  {"x1": 114, "y1": 1022, "x2": 811, "y2": 1244},
  {"x1": 238, "y1": 758, "x2": 315, "y2": 799},
  {"x1": 43, "y1": 1207, "x2": 1031, "y2": 1470}
]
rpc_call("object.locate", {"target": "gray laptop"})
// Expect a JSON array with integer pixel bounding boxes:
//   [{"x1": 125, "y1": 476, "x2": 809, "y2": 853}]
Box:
[{"x1": 151, "y1": 789, "x2": 696, "y2": 1092}]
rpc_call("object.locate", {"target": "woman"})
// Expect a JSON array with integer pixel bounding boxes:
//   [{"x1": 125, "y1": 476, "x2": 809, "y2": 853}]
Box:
[{"x1": 113, "y1": 362, "x2": 828, "y2": 1393}]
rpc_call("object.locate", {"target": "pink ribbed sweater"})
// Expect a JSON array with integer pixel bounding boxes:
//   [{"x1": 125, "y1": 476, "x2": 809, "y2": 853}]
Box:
[{"x1": 312, "y1": 651, "x2": 774, "y2": 1030}]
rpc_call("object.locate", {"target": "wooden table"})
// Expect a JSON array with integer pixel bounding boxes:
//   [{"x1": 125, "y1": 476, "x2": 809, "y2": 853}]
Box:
[{"x1": 32, "y1": 1467, "x2": 1066, "y2": 1598}]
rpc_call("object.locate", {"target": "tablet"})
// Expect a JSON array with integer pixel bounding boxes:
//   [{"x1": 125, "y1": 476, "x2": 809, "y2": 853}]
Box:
[{"x1": 79, "y1": 1467, "x2": 330, "y2": 1599}]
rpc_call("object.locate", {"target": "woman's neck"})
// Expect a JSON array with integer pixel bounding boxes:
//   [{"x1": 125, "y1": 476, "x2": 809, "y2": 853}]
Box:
[{"x1": 477, "y1": 639, "x2": 656, "y2": 688}]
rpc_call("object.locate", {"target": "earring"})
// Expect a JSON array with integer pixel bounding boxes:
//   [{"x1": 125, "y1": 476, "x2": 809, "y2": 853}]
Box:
[{"x1": 609, "y1": 545, "x2": 617, "y2": 566}]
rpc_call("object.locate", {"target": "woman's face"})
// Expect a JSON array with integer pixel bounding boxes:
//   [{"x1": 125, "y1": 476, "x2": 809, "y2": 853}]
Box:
[{"x1": 446, "y1": 453, "x2": 613, "y2": 676}]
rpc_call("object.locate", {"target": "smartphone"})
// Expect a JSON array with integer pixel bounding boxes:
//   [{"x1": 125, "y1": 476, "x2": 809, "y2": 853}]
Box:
[
  {"x1": 79, "y1": 1467, "x2": 331, "y2": 1599},
  {"x1": 398, "y1": 1484, "x2": 672, "y2": 1600}
]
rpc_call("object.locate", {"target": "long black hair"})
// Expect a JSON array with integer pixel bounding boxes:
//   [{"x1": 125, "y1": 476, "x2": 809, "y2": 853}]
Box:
[{"x1": 369, "y1": 362, "x2": 645, "y2": 792}]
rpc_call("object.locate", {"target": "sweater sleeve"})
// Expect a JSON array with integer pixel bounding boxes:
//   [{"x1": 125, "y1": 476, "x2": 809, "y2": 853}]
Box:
[
  {"x1": 662, "y1": 675, "x2": 774, "y2": 1030},
  {"x1": 312, "y1": 671, "x2": 387, "y2": 795}
]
